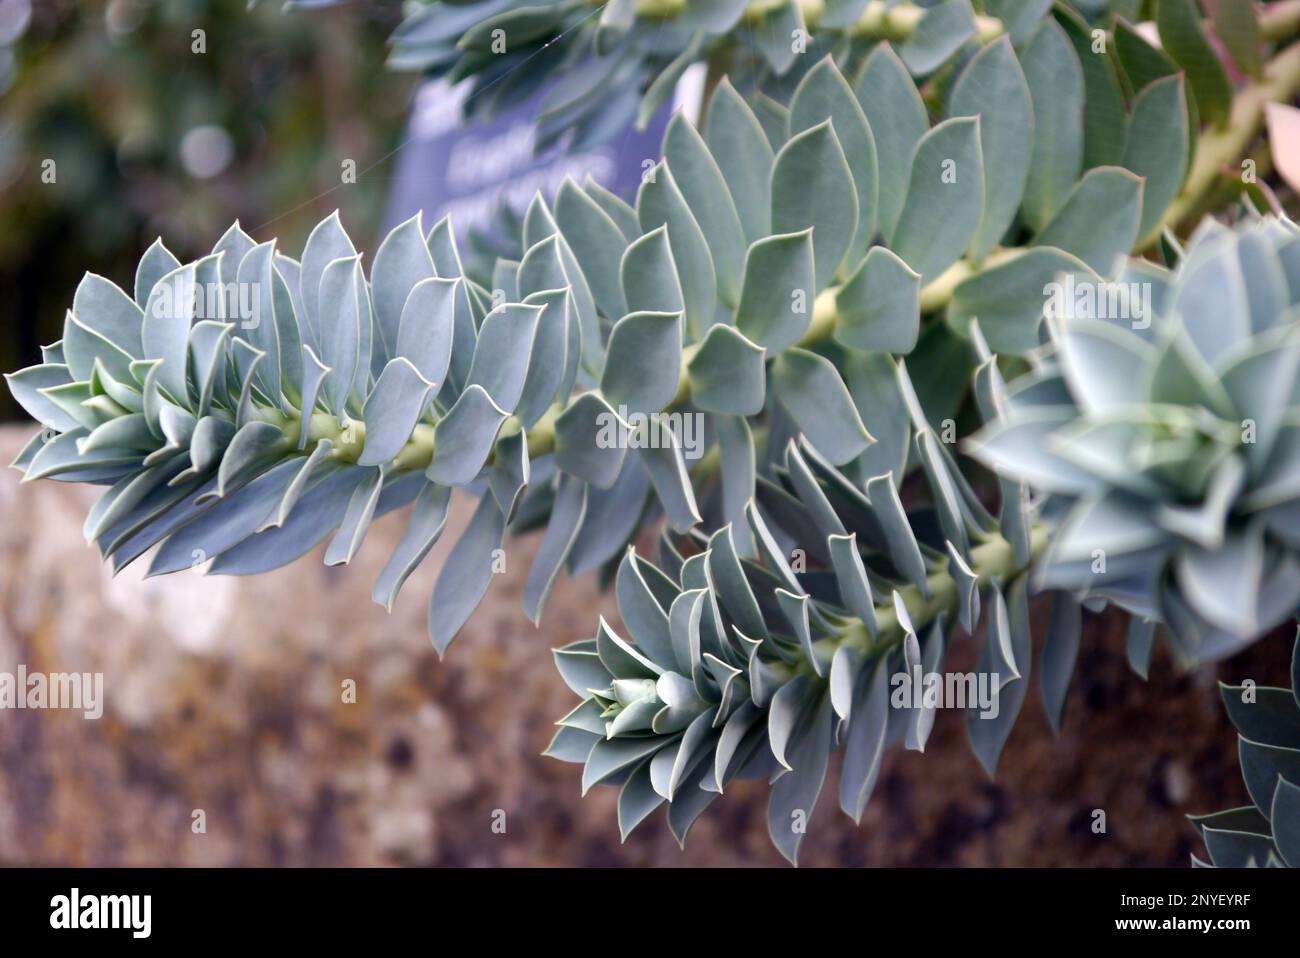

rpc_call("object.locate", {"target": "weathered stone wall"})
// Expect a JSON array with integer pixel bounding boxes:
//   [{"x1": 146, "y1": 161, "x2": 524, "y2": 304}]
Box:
[{"x1": 0, "y1": 427, "x2": 1287, "y2": 866}]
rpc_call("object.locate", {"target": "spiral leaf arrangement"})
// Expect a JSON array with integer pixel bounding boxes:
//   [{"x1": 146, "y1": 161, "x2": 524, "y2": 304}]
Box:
[
  {"x1": 5, "y1": 208, "x2": 722, "y2": 655},
  {"x1": 546, "y1": 329, "x2": 1068, "y2": 862}
]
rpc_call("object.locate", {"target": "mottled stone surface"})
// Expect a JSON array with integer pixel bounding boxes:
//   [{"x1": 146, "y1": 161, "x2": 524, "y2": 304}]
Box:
[{"x1": 0, "y1": 427, "x2": 1289, "y2": 866}]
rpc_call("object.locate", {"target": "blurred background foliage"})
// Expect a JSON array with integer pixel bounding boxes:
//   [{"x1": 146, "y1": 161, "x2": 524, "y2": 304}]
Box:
[{"x1": 0, "y1": 0, "x2": 411, "y2": 420}]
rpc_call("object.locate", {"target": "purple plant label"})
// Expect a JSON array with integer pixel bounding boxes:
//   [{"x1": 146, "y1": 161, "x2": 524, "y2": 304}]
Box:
[{"x1": 383, "y1": 76, "x2": 684, "y2": 240}]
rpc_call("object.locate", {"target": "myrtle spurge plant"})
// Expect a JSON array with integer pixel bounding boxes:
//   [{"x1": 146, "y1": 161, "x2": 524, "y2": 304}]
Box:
[
  {"x1": 365, "y1": 0, "x2": 1300, "y2": 155},
  {"x1": 972, "y1": 218, "x2": 1300, "y2": 665},
  {"x1": 11, "y1": 0, "x2": 1300, "y2": 861},
  {"x1": 547, "y1": 333, "x2": 1053, "y2": 860},
  {"x1": 383, "y1": 0, "x2": 1008, "y2": 147}
]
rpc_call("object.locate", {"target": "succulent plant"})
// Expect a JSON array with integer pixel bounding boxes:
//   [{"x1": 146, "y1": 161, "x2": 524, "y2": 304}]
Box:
[
  {"x1": 538, "y1": 9, "x2": 1300, "y2": 859},
  {"x1": 1190, "y1": 630, "x2": 1300, "y2": 867},
  {"x1": 5, "y1": 44, "x2": 1185, "y2": 656},
  {"x1": 319, "y1": 0, "x2": 1300, "y2": 160},
  {"x1": 970, "y1": 217, "x2": 1300, "y2": 665},
  {"x1": 13, "y1": 0, "x2": 1300, "y2": 865},
  {"x1": 382, "y1": 0, "x2": 1012, "y2": 150},
  {"x1": 4, "y1": 208, "x2": 738, "y2": 654},
  {"x1": 546, "y1": 328, "x2": 1079, "y2": 863},
  {"x1": 546, "y1": 210, "x2": 1300, "y2": 858}
]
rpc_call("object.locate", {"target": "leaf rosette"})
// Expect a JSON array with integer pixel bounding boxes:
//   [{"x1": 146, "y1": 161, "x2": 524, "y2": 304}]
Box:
[{"x1": 971, "y1": 217, "x2": 1300, "y2": 663}]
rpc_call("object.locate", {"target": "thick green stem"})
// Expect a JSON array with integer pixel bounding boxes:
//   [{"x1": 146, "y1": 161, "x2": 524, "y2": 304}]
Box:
[
  {"x1": 295, "y1": 393, "x2": 1047, "y2": 676},
  {"x1": 738, "y1": 0, "x2": 1001, "y2": 42},
  {"x1": 849, "y1": 0, "x2": 1001, "y2": 43},
  {"x1": 282, "y1": 260, "x2": 997, "y2": 478},
  {"x1": 796, "y1": 289, "x2": 841, "y2": 348},
  {"x1": 814, "y1": 523, "x2": 1050, "y2": 669},
  {"x1": 278, "y1": 401, "x2": 563, "y2": 477},
  {"x1": 633, "y1": 0, "x2": 686, "y2": 19},
  {"x1": 916, "y1": 248, "x2": 1025, "y2": 313},
  {"x1": 795, "y1": 246, "x2": 1022, "y2": 344}
]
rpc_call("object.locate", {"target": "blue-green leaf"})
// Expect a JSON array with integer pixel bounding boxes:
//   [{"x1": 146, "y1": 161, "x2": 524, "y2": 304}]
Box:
[
  {"x1": 771, "y1": 349, "x2": 873, "y2": 465},
  {"x1": 1033, "y1": 166, "x2": 1143, "y2": 274},
  {"x1": 638, "y1": 164, "x2": 716, "y2": 338},
  {"x1": 789, "y1": 56, "x2": 878, "y2": 260},
  {"x1": 891, "y1": 117, "x2": 984, "y2": 282},
  {"x1": 371, "y1": 213, "x2": 436, "y2": 367},
  {"x1": 703, "y1": 78, "x2": 774, "y2": 244},
  {"x1": 428, "y1": 494, "x2": 506, "y2": 655},
  {"x1": 856, "y1": 43, "x2": 930, "y2": 243},
  {"x1": 687, "y1": 325, "x2": 765, "y2": 416},
  {"x1": 948, "y1": 36, "x2": 1032, "y2": 263},
  {"x1": 835, "y1": 246, "x2": 920, "y2": 353},
  {"x1": 1019, "y1": 20, "x2": 1084, "y2": 232},
  {"x1": 358, "y1": 358, "x2": 434, "y2": 466},
  {"x1": 735, "y1": 230, "x2": 815, "y2": 351},
  {"x1": 663, "y1": 114, "x2": 747, "y2": 307},
  {"x1": 620, "y1": 225, "x2": 685, "y2": 316},
  {"x1": 770, "y1": 120, "x2": 857, "y2": 289},
  {"x1": 426, "y1": 385, "x2": 508, "y2": 486},
  {"x1": 1123, "y1": 74, "x2": 1190, "y2": 248},
  {"x1": 601, "y1": 310, "x2": 683, "y2": 414}
]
